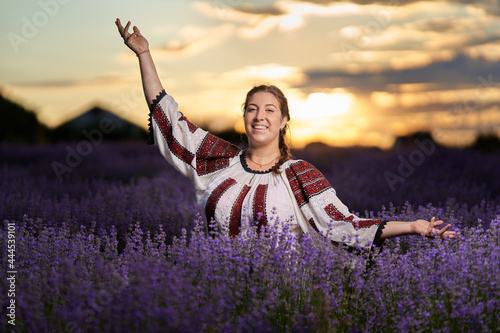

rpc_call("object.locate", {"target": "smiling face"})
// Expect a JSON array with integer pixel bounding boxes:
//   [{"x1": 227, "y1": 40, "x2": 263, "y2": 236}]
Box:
[{"x1": 244, "y1": 91, "x2": 288, "y2": 150}]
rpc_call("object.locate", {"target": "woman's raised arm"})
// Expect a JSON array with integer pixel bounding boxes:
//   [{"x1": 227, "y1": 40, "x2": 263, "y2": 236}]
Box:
[{"x1": 115, "y1": 18, "x2": 163, "y2": 105}]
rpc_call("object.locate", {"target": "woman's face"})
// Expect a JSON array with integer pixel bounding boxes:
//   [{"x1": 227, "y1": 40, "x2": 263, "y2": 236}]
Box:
[{"x1": 244, "y1": 92, "x2": 288, "y2": 150}]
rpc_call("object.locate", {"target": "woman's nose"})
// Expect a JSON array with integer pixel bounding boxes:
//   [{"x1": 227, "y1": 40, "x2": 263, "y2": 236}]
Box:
[{"x1": 254, "y1": 109, "x2": 265, "y2": 120}]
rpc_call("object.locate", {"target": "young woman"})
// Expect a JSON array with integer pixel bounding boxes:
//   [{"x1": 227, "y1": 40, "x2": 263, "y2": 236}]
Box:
[{"x1": 115, "y1": 19, "x2": 456, "y2": 251}]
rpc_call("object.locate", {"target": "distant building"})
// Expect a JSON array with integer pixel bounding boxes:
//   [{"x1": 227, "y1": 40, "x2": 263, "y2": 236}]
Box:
[
  {"x1": 392, "y1": 132, "x2": 438, "y2": 150},
  {"x1": 49, "y1": 107, "x2": 148, "y2": 142}
]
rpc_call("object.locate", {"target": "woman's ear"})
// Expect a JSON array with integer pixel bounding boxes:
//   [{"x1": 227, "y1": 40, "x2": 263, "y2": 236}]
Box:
[{"x1": 281, "y1": 116, "x2": 288, "y2": 130}]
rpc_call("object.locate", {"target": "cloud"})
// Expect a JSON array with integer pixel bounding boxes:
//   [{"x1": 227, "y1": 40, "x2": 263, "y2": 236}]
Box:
[
  {"x1": 466, "y1": 42, "x2": 500, "y2": 62},
  {"x1": 190, "y1": 63, "x2": 307, "y2": 93},
  {"x1": 409, "y1": 17, "x2": 465, "y2": 33},
  {"x1": 293, "y1": 0, "x2": 500, "y2": 17},
  {"x1": 327, "y1": 2, "x2": 500, "y2": 77},
  {"x1": 115, "y1": 22, "x2": 236, "y2": 62},
  {"x1": 6, "y1": 75, "x2": 125, "y2": 88},
  {"x1": 295, "y1": 0, "x2": 495, "y2": 7},
  {"x1": 229, "y1": 2, "x2": 287, "y2": 16},
  {"x1": 192, "y1": 1, "x2": 289, "y2": 39},
  {"x1": 305, "y1": 53, "x2": 500, "y2": 94},
  {"x1": 221, "y1": 63, "x2": 307, "y2": 86},
  {"x1": 293, "y1": 0, "x2": 416, "y2": 5},
  {"x1": 193, "y1": 0, "x2": 361, "y2": 39},
  {"x1": 337, "y1": 9, "x2": 498, "y2": 49},
  {"x1": 152, "y1": 23, "x2": 235, "y2": 58},
  {"x1": 192, "y1": 1, "x2": 272, "y2": 23}
]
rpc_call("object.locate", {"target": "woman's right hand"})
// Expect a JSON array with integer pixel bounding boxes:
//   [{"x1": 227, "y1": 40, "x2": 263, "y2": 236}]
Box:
[
  {"x1": 115, "y1": 18, "x2": 149, "y2": 55},
  {"x1": 411, "y1": 217, "x2": 456, "y2": 239}
]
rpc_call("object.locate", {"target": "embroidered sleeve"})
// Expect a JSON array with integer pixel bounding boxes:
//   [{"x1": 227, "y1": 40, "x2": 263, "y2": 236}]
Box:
[
  {"x1": 148, "y1": 90, "x2": 241, "y2": 190},
  {"x1": 285, "y1": 160, "x2": 385, "y2": 251}
]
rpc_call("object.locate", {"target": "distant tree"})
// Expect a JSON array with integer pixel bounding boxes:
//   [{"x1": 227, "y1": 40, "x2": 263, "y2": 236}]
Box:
[
  {"x1": 392, "y1": 132, "x2": 439, "y2": 150},
  {"x1": 0, "y1": 91, "x2": 49, "y2": 144},
  {"x1": 469, "y1": 134, "x2": 500, "y2": 152}
]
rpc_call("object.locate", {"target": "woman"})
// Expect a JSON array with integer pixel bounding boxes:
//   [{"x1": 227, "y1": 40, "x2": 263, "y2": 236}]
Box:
[{"x1": 115, "y1": 19, "x2": 456, "y2": 251}]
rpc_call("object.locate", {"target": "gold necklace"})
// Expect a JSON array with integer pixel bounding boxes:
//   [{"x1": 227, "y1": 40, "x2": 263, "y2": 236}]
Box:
[{"x1": 247, "y1": 153, "x2": 279, "y2": 168}]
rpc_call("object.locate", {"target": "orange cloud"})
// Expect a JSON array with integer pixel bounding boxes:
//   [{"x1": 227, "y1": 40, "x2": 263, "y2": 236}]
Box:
[{"x1": 153, "y1": 24, "x2": 235, "y2": 58}]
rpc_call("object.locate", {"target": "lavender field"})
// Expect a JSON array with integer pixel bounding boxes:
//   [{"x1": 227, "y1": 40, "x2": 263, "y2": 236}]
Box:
[{"x1": 1, "y1": 142, "x2": 499, "y2": 332}]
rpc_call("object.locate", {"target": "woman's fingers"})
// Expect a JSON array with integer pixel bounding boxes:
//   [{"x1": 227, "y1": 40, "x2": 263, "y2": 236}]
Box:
[
  {"x1": 426, "y1": 217, "x2": 436, "y2": 236},
  {"x1": 115, "y1": 18, "x2": 132, "y2": 39},
  {"x1": 448, "y1": 231, "x2": 457, "y2": 239},
  {"x1": 439, "y1": 224, "x2": 457, "y2": 239},
  {"x1": 425, "y1": 217, "x2": 450, "y2": 238},
  {"x1": 123, "y1": 21, "x2": 132, "y2": 38},
  {"x1": 115, "y1": 18, "x2": 125, "y2": 36},
  {"x1": 431, "y1": 217, "x2": 444, "y2": 227},
  {"x1": 438, "y1": 223, "x2": 451, "y2": 235},
  {"x1": 428, "y1": 218, "x2": 456, "y2": 239}
]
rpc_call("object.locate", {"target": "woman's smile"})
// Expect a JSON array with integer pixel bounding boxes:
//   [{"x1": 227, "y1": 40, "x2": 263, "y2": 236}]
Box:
[{"x1": 252, "y1": 125, "x2": 268, "y2": 131}]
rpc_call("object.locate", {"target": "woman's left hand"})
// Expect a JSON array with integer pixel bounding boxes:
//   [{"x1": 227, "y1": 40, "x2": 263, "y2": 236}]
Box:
[
  {"x1": 115, "y1": 18, "x2": 149, "y2": 55},
  {"x1": 412, "y1": 217, "x2": 456, "y2": 239}
]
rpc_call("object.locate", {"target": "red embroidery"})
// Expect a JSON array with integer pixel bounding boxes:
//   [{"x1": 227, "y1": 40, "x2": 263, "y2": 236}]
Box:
[
  {"x1": 196, "y1": 134, "x2": 241, "y2": 176},
  {"x1": 205, "y1": 178, "x2": 237, "y2": 228},
  {"x1": 253, "y1": 184, "x2": 268, "y2": 232},
  {"x1": 324, "y1": 204, "x2": 381, "y2": 229},
  {"x1": 229, "y1": 185, "x2": 251, "y2": 237},
  {"x1": 308, "y1": 218, "x2": 319, "y2": 233},
  {"x1": 178, "y1": 113, "x2": 198, "y2": 133},
  {"x1": 152, "y1": 104, "x2": 195, "y2": 165},
  {"x1": 285, "y1": 161, "x2": 331, "y2": 207}
]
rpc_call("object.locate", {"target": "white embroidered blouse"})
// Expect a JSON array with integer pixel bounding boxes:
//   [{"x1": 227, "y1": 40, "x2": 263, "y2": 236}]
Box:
[{"x1": 148, "y1": 90, "x2": 386, "y2": 250}]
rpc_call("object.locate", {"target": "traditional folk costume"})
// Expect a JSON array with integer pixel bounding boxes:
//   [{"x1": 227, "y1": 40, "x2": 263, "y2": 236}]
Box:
[{"x1": 148, "y1": 90, "x2": 386, "y2": 251}]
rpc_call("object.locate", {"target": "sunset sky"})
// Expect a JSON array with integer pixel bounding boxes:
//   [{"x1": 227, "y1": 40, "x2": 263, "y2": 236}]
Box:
[{"x1": 1, "y1": 0, "x2": 500, "y2": 149}]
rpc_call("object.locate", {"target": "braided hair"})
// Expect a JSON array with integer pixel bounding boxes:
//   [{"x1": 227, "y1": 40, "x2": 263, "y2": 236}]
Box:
[{"x1": 242, "y1": 85, "x2": 292, "y2": 174}]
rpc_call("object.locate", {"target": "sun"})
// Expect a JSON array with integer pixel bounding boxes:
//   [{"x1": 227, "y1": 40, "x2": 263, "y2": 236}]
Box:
[
  {"x1": 279, "y1": 14, "x2": 304, "y2": 31},
  {"x1": 304, "y1": 92, "x2": 353, "y2": 118}
]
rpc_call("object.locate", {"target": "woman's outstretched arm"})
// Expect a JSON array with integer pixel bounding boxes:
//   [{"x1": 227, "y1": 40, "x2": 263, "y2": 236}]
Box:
[
  {"x1": 115, "y1": 18, "x2": 163, "y2": 105},
  {"x1": 380, "y1": 217, "x2": 456, "y2": 240}
]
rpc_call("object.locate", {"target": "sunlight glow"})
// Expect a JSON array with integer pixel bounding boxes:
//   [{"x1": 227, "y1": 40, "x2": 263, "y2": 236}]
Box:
[
  {"x1": 279, "y1": 14, "x2": 304, "y2": 31},
  {"x1": 339, "y1": 26, "x2": 361, "y2": 39},
  {"x1": 302, "y1": 92, "x2": 353, "y2": 119},
  {"x1": 432, "y1": 128, "x2": 478, "y2": 148},
  {"x1": 283, "y1": 2, "x2": 359, "y2": 16}
]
